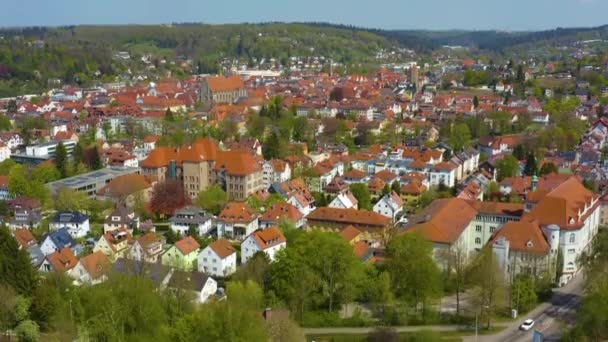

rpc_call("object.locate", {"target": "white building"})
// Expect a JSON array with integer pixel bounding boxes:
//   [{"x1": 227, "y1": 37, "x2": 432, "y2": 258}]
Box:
[
  {"x1": 216, "y1": 202, "x2": 260, "y2": 241},
  {"x1": 49, "y1": 211, "x2": 90, "y2": 239},
  {"x1": 262, "y1": 160, "x2": 292, "y2": 188},
  {"x1": 329, "y1": 191, "x2": 359, "y2": 210},
  {"x1": 241, "y1": 227, "x2": 286, "y2": 264},
  {"x1": 26, "y1": 140, "x2": 76, "y2": 157},
  {"x1": 0, "y1": 143, "x2": 10, "y2": 162},
  {"x1": 168, "y1": 206, "x2": 213, "y2": 236},
  {"x1": 373, "y1": 191, "x2": 404, "y2": 221},
  {"x1": 197, "y1": 238, "x2": 237, "y2": 278}
]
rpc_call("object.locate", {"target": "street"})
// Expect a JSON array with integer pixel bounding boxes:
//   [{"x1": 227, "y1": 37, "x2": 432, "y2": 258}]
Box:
[{"x1": 465, "y1": 273, "x2": 584, "y2": 342}]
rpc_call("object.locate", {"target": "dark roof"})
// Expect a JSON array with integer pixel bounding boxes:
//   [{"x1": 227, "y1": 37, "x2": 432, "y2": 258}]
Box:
[
  {"x1": 45, "y1": 228, "x2": 74, "y2": 249},
  {"x1": 112, "y1": 258, "x2": 172, "y2": 284},
  {"x1": 51, "y1": 211, "x2": 89, "y2": 224},
  {"x1": 167, "y1": 270, "x2": 211, "y2": 291}
]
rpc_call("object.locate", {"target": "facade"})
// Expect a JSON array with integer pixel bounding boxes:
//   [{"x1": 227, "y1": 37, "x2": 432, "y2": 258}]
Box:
[
  {"x1": 306, "y1": 207, "x2": 391, "y2": 241},
  {"x1": 169, "y1": 206, "x2": 213, "y2": 236},
  {"x1": 197, "y1": 238, "x2": 237, "y2": 277},
  {"x1": 49, "y1": 211, "x2": 90, "y2": 239},
  {"x1": 103, "y1": 204, "x2": 139, "y2": 234},
  {"x1": 47, "y1": 167, "x2": 141, "y2": 198},
  {"x1": 40, "y1": 228, "x2": 75, "y2": 256},
  {"x1": 241, "y1": 227, "x2": 287, "y2": 264},
  {"x1": 262, "y1": 160, "x2": 292, "y2": 189},
  {"x1": 260, "y1": 202, "x2": 305, "y2": 229},
  {"x1": 25, "y1": 140, "x2": 76, "y2": 157},
  {"x1": 70, "y1": 251, "x2": 111, "y2": 285},
  {"x1": 93, "y1": 228, "x2": 131, "y2": 262},
  {"x1": 39, "y1": 247, "x2": 77, "y2": 273},
  {"x1": 216, "y1": 202, "x2": 260, "y2": 240},
  {"x1": 162, "y1": 236, "x2": 200, "y2": 271},
  {"x1": 128, "y1": 233, "x2": 164, "y2": 263},
  {"x1": 199, "y1": 75, "x2": 247, "y2": 104},
  {"x1": 328, "y1": 191, "x2": 359, "y2": 210},
  {"x1": 373, "y1": 191, "x2": 404, "y2": 221}
]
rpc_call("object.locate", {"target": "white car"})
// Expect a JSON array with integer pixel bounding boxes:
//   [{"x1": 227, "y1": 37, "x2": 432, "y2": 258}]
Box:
[{"x1": 519, "y1": 319, "x2": 535, "y2": 331}]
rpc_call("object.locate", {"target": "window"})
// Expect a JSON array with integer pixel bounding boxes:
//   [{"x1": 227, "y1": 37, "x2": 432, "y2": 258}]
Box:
[
  {"x1": 475, "y1": 237, "x2": 481, "y2": 245},
  {"x1": 568, "y1": 249, "x2": 576, "y2": 254},
  {"x1": 490, "y1": 226, "x2": 496, "y2": 233},
  {"x1": 569, "y1": 233, "x2": 576, "y2": 244},
  {"x1": 203, "y1": 258, "x2": 207, "y2": 262},
  {"x1": 476, "y1": 225, "x2": 482, "y2": 232}
]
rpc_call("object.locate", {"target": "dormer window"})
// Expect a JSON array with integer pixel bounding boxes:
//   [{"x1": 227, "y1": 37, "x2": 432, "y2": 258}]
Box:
[{"x1": 526, "y1": 240, "x2": 533, "y2": 248}]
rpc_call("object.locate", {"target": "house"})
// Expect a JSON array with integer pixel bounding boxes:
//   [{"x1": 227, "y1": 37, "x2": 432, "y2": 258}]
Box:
[
  {"x1": 103, "y1": 204, "x2": 139, "y2": 234},
  {"x1": 478, "y1": 135, "x2": 520, "y2": 156},
  {"x1": 162, "y1": 236, "x2": 200, "y2": 271},
  {"x1": 200, "y1": 75, "x2": 247, "y2": 104},
  {"x1": 271, "y1": 179, "x2": 316, "y2": 217},
  {"x1": 167, "y1": 270, "x2": 218, "y2": 304},
  {"x1": 49, "y1": 211, "x2": 90, "y2": 239},
  {"x1": 128, "y1": 232, "x2": 164, "y2": 263},
  {"x1": 97, "y1": 173, "x2": 153, "y2": 206},
  {"x1": 262, "y1": 160, "x2": 292, "y2": 188},
  {"x1": 260, "y1": 202, "x2": 305, "y2": 228},
  {"x1": 40, "y1": 228, "x2": 75, "y2": 255},
  {"x1": 93, "y1": 228, "x2": 132, "y2": 262},
  {"x1": 197, "y1": 238, "x2": 237, "y2": 277},
  {"x1": 241, "y1": 227, "x2": 287, "y2": 264},
  {"x1": 328, "y1": 191, "x2": 359, "y2": 210},
  {"x1": 373, "y1": 191, "x2": 404, "y2": 221},
  {"x1": 306, "y1": 207, "x2": 391, "y2": 241},
  {"x1": 70, "y1": 251, "x2": 111, "y2": 285},
  {"x1": 39, "y1": 247, "x2": 78, "y2": 273},
  {"x1": 0, "y1": 143, "x2": 10, "y2": 162},
  {"x1": 9, "y1": 209, "x2": 41, "y2": 230},
  {"x1": 339, "y1": 225, "x2": 363, "y2": 245},
  {"x1": 13, "y1": 228, "x2": 37, "y2": 250},
  {"x1": 168, "y1": 206, "x2": 213, "y2": 236},
  {"x1": 429, "y1": 162, "x2": 458, "y2": 187},
  {"x1": 216, "y1": 202, "x2": 260, "y2": 240}
]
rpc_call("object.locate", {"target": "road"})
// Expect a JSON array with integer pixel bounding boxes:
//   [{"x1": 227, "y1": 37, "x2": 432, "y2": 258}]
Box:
[{"x1": 465, "y1": 273, "x2": 584, "y2": 342}]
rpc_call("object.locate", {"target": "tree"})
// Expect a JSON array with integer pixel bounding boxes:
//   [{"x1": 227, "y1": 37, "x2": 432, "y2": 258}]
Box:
[
  {"x1": 15, "y1": 320, "x2": 39, "y2": 342},
  {"x1": 391, "y1": 181, "x2": 401, "y2": 195},
  {"x1": 90, "y1": 147, "x2": 103, "y2": 170},
  {"x1": 473, "y1": 95, "x2": 479, "y2": 109},
  {"x1": 165, "y1": 108, "x2": 175, "y2": 122},
  {"x1": 0, "y1": 226, "x2": 38, "y2": 295},
  {"x1": 53, "y1": 187, "x2": 89, "y2": 212},
  {"x1": 511, "y1": 275, "x2": 538, "y2": 313},
  {"x1": 496, "y1": 155, "x2": 520, "y2": 181},
  {"x1": 73, "y1": 142, "x2": 84, "y2": 166},
  {"x1": 218, "y1": 118, "x2": 239, "y2": 142},
  {"x1": 149, "y1": 179, "x2": 191, "y2": 217},
  {"x1": 263, "y1": 131, "x2": 286, "y2": 160},
  {"x1": 54, "y1": 142, "x2": 68, "y2": 178},
  {"x1": 265, "y1": 309, "x2": 305, "y2": 342},
  {"x1": 30, "y1": 163, "x2": 61, "y2": 184},
  {"x1": 539, "y1": 162, "x2": 558, "y2": 176},
  {"x1": 0, "y1": 115, "x2": 12, "y2": 131},
  {"x1": 439, "y1": 246, "x2": 468, "y2": 316},
  {"x1": 469, "y1": 247, "x2": 506, "y2": 329},
  {"x1": 195, "y1": 184, "x2": 228, "y2": 215},
  {"x1": 512, "y1": 145, "x2": 526, "y2": 161},
  {"x1": 523, "y1": 152, "x2": 538, "y2": 176},
  {"x1": 449, "y1": 123, "x2": 471, "y2": 152},
  {"x1": 6, "y1": 99, "x2": 17, "y2": 113},
  {"x1": 386, "y1": 233, "x2": 442, "y2": 315},
  {"x1": 349, "y1": 183, "x2": 372, "y2": 210}
]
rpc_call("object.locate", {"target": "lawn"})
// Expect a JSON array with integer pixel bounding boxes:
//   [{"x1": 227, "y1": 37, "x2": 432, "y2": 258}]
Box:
[{"x1": 306, "y1": 326, "x2": 506, "y2": 342}]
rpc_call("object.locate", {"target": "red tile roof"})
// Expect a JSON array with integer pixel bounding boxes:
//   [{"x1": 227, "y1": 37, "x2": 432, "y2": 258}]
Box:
[
  {"x1": 79, "y1": 251, "x2": 111, "y2": 280},
  {"x1": 218, "y1": 202, "x2": 259, "y2": 224},
  {"x1": 47, "y1": 247, "x2": 78, "y2": 273},
  {"x1": 251, "y1": 227, "x2": 286, "y2": 250},
  {"x1": 208, "y1": 238, "x2": 236, "y2": 259},
  {"x1": 174, "y1": 236, "x2": 200, "y2": 255}
]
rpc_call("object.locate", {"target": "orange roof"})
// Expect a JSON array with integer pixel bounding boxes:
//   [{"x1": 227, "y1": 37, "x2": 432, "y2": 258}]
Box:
[
  {"x1": 141, "y1": 146, "x2": 178, "y2": 168},
  {"x1": 214, "y1": 150, "x2": 261, "y2": 176},
  {"x1": 343, "y1": 169, "x2": 367, "y2": 179},
  {"x1": 307, "y1": 207, "x2": 391, "y2": 228},
  {"x1": 174, "y1": 236, "x2": 200, "y2": 255},
  {"x1": 205, "y1": 75, "x2": 245, "y2": 92},
  {"x1": 137, "y1": 232, "x2": 161, "y2": 248},
  {"x1": 405, "y1": 198, "x2": 478, "y2": 244},
  {"x1": 375, "y1": 169, "x2": 398, "y2": 183},
  {"x1": 433, "y1": 161, "x2": 458, "y2": 171},
  {"x1": 408, "y1": 159, "x2": 428, "y2": 169},
  {"x1": 251, "y1": 227, "x2": 286, "y2": 249},
  {"x1": 467, "y1": 201, "x2": 524, "y2": 217},
  {"x1": 367, "y1": 177, "x2": 386, "y2": 193},
  {"x1": 490, "y1": 219, "x2": 549, "y2": 255},
  {"x1": 47, "y1": 247, "x2": 78, "y2": 273},
  {"x1": 353, "y1": 240, "x2": 370, "y2": 259},
  {"x1": 208, "y1": 238, "x2": 236, "y2": 259},
  {"x1": 401, "y1": 181, "x2": 426, "y2": 195},
  {"x1": 143, "y1": 135, "x2": 159, "y2": 143},
  {"x1": 261, "y1": 202, "x2": 304, "y2": 223},
  {"x1": 98, "y1": 174, "x2": 152, "y2": 197},
  {"x1": 13, "y1": 228, "x2": 37, "y2": 249},
  {"x1": 340, "y1": 225, "x2": 362, "y2": 243},
  {"x1": 218, "y1": 202, "x2": 259, "y2": 224},
  {"x1": 79, "y1": 251, "x2": 111, "y2": 280}
]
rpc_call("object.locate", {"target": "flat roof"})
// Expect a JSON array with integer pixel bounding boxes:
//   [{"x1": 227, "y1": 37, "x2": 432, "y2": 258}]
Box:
[{"x1": 46, "y1": 167, "x2": 141, "y2": 192}]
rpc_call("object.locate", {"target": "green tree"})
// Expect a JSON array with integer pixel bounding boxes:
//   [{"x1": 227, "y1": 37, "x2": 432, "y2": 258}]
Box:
[
  {"x1": 449, "y1": 123, "x2": 471, "y2": 152},
  {"x1": 53, "y1": 187, "x2": 90, "y2": 212},
  {"x1": 386, "y1": 233, "x2": 442, "y2": 315},
  {"x1": 473, "y1": 95, "x2": 479, "y2": 109},
  {"x1": 523, "y1": 152, "x2": 538, "y2": 176},
  {"x1": 54, "y1": 142, "x2": 68, "y2": 178},
  {"x1": 30, "y1": 163, "x2": 61, "y2": 184},
  {"x1": 496, "y1": 155, "x2": 520, "y2": 181},
  {"x1": 511, "y1": 275, "x2": 538, "y2": 313},
  {"x1": 165, "y1": 108, "x2": 175, "y2": 122},
  {"x1": 512, "y1": 145, "x2": 526, "y2": 161},
  {"x1": 391, "y1": 181, "x2": 401, "y2": 195},
  {"x1": 469, "y1": 247, "x2": 506, "y2": 329},
  {"x1": 0, "y1": 159, "x2": 16, "y2": 175},
  {"x1": 6, "y1": 99, "x2": 17, "y2": 113},
  {"x1": 15, "y1": 319, "x2": 39, "y2": 342},
  {"x1": 0, "y1": 115, "x2": 12, "y2": 131},
  {"x1": 263, "y1": 131, "x2": 286, "y2": 160},
  {"x1": 539, "y1": 162, "x2": 558, "y2": 176},
  {"x1": 0, "y1": 226, "x2": 38, "y2": 295},
  {"x1": 90, "y1": 147, "x2": 103, "y2": 170},
  {"x1": 8, "y1": 164, "x2": 30, "y2": 197},
  {"x1": 349, "y1": 183, "x2": 372, "y2": 210},
  {"x1": 195, "y1": 184, "x2": 228, "y2": 215},
  {"x1": 73, "y1": 142, "x2": 84, "y2": 166}
]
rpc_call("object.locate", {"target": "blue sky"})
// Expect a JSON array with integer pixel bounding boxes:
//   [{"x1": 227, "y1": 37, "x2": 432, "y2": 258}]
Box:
[{"x1": 1, "y1": 0, "x2": 606, "y2": 30}]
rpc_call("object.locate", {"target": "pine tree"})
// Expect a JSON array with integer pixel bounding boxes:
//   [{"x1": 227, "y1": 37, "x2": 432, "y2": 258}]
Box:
[
  {"x1": 91, "y1": 147, "x2": 103, "y2": 170},
  {"x1": 54, "y1": 142, "x2": 68, "y2": 178},
  {"x1": 165, "y1": 108, "x2": 174, "y2": 122},
  {"x1": 523, "y1": 152, "x2": 538, "y2": 176},
  {"x1": 473, "y1": 95, "x2": 479, "y2": 109},
  {"x1": 73, "y1": 142, "x2": 84, "y2": 165},
  {"x1": 0, "y1": 225, "x2": 37, "y2": 295}
]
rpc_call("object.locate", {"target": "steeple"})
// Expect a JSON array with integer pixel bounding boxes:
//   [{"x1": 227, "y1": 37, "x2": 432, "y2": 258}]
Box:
[{"x1": 531, "y1": 174, "x2": 538, "y2": 191}]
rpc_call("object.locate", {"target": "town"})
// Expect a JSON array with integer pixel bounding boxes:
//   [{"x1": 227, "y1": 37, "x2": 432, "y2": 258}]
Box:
[{"x1": 1, "y1": 21, "x2": 608, "y2": 342}]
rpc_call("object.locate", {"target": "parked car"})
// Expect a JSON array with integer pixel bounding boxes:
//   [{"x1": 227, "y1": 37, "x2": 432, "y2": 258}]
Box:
[{"x1": 519, "y1": 318, "x2": 535, "y2": 331}]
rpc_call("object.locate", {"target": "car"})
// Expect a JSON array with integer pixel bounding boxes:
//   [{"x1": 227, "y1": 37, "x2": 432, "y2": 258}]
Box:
[{"x1": 519, "y1": 318, "x2": 535, "y2": 331}]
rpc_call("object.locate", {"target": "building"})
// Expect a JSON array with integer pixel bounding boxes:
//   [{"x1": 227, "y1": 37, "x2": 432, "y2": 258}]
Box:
[
  {"x1": 162, "y1": 236, "x2": 200, "y2": 271},
  {"x1": 93, "y1": 228, "x2": 132, "y2": 262},
  {"x1": 39, "y1": 247, "x2": 78, "y2": 273},
  {"x1": 241, "y1": 227, "x2": 287, "y2": 264},
  {"x1": 46, "y1": 167, "x2": 141, "y2": 198},
  {"x1": 260, "y1": 202, "x2": 305, "y2": 228},
  {"x1": 49, "y1": 211, "x2": 90, "y2": 239},
  {"x1": 97, "y1": 173, "x2": 153, "y2": 206},
  {"x1": 103, "y1": 204, "x2": 139, "y2": 234},
  {"x1": 306, "y1": 207, "x2": 391, "y2": 241},
  {"x1": 25, "y1": 140, "x2": 76, "y2": 158},
  {"x1": 213, "y1": 150, "x2": 264, "y2": 201},
  {"x1": 328, "y1": 191, "x2": 359, "y2": 210},
  {"x1": 167, "y1": 270, "x2": 218, "y2": 304},
  {"x1": 128, "y1": 232, "x2": 164, "y2": 263},
  {"x1": 169, "y1": 206, "x2": 213, "y2": 236},
  {"x1": 216, "y1": 202, "x2": 260, "y2": 240},
  {"x1": 40, "y1": 228, "x2": 75, "y2": 256},
  {"x1": 70, "y1": 251, "x2": 111, "y2": 285},
  {"x1": 197, "y1": 238, "x2": 237, "y2": 277},
  {"x1": 200, "y1": 75, "x2": 247, "y2": 104},
  {"x1": 262, "y1": 160, "x2": 292, "y2": 189},
  {"x1": 373, "y1": 191, "x2": 404, "y2": 221}
]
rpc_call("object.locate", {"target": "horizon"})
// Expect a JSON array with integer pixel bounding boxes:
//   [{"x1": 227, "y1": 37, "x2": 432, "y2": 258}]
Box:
[{"x1": 2, "y1": 0, "x2": 607, "y2": 31}]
